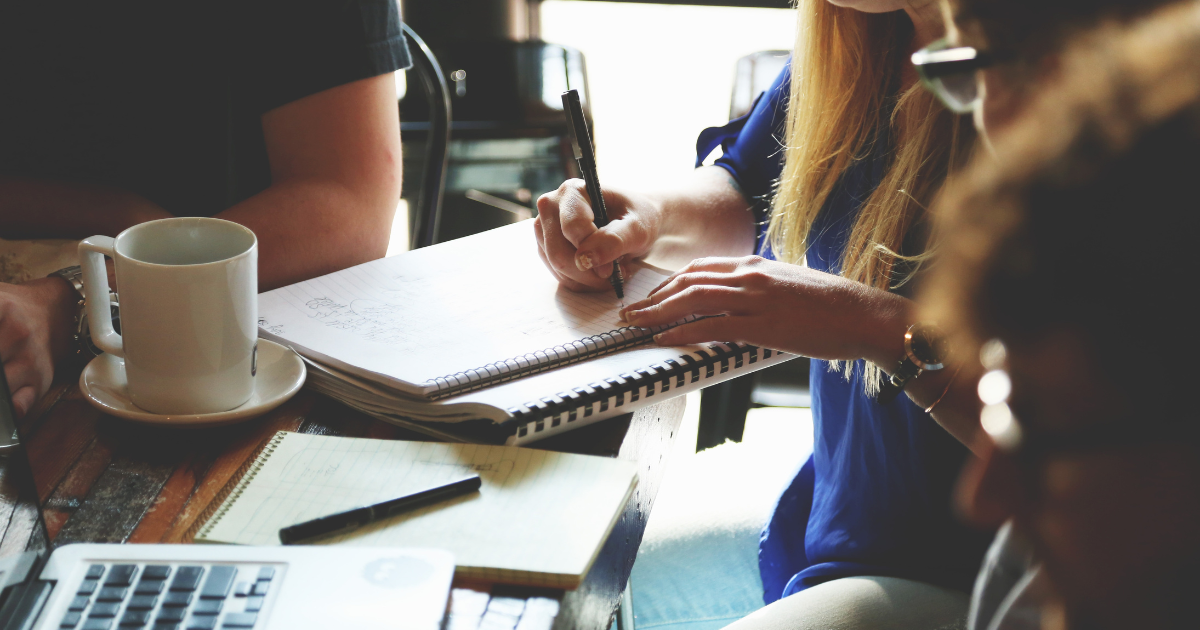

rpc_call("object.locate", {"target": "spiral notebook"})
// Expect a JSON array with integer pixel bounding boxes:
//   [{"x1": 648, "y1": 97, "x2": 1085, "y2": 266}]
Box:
[
  {"x1": 194, "y1": 432, "x2": 639, "y2": 589},
  {"x1": 257, "y1": 222, "x2": 795, "y2": 443}
]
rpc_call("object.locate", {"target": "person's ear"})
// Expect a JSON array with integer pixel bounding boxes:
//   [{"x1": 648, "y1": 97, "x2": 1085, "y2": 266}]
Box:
[
  {"x1": 938, "y1": 0, "x2": 960, "y2": 44},
  {"x1": 1036, "y1": 52, "x2": 1063, "y2": 86}
]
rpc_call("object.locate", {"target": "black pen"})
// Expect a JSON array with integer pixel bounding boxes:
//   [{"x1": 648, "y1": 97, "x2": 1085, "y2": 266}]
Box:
[
  {"x1": 561, "y1": 89, "x2": 625, "y2": 301},
  {"x1": 279, "y1": 474, "x2": 481, "y2": 544}
]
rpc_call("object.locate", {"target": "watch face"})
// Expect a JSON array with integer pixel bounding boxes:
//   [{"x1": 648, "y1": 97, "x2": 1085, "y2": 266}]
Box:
[{"x1": 907, "y1": 324, "x2": 948, "y2": 370}]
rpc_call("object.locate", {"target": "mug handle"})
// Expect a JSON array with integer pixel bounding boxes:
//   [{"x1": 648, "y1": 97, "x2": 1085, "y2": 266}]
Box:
[{"x1": 78, "y1": 236, "x2": 123, "y2": 357}]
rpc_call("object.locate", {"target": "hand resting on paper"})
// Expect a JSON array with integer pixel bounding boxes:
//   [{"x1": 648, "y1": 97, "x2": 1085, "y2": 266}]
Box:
[{"x1": 618, "y1": 255, "x2": 911, "y2": 367}]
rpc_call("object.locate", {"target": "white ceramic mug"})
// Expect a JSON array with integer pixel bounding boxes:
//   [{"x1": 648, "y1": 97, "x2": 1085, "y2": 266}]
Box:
[{"x1": 79, "y1": 218, "x2": 258, "y2": 415}]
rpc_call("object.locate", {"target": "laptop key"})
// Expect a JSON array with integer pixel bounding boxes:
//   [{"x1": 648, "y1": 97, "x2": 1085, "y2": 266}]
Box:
[
  {"x1": 78, "y1": 580, "x2": 99, "y2": 595},
  {"x1": 185, "y1": 617, "x2": 217, "y2": 630},
  {"x1": 244, "y1": 596, "x2": 264, "y2": 612},
  {"x1": 155, "y1": 607, "x2": 186, "y2": 623},
  {"x1": 255, "y1": 567, "x2": 274, "y2": 581},
  {"x1": 89, "y1": 603, "x2": 120, "y2": 618},
  {"x1": 86, "y1": 565, "x2": 106, "y2": 580},
  {"x1": 233, "y1": 582, "x2": 250, "y2": 597},
  {"x1": 170, "y1": 567, "x2": 204, "y2": 592},
  {"x1": 220, "y1": 612, "x2": 257, "y2": 628},
  {"x1": 199, "y1": 566, "x2": 236, "y2": 599},
  {"x1": 120, "y1": 610, "x2": 152, "y2": 627},
  {"x1": 135, "y1": 580, "x2": 165, "y2": 595},
  {"x1": 60, "y1": 611, "x2": 82, "y2": 628},
  {"x1": 127, "y1": 595, "x2": 158, "y2": 610},
  {"x1": 193, "y1": 599, "x2": 222, "y2": 615},
  {"x1": 82, "y1": 618, "x2": 113, "y2": 630},
  {"x1": 251, "y1": 581, "x2": 269, "y2": 596},
  {"x1": 97, "y1": 587, "x2": 128, "y2": 602},
  {"x1": 162, "y1": 592, "x2": 192, "y2": 607},
  {"x1": 69, "y1": 595, "x2": 90, "y2": 611},
  {"x1": 152, "y1": 624, "x2": 179, "y2": 630},
  {"x1": 142, "y1": 565, "x2": 172, "y2": 581},
  {"x1": 105, "y1": 565, "x2": 138, "y2": 587}
]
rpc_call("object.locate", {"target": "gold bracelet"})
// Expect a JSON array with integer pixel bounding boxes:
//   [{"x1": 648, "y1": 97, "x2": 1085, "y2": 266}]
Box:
[{"x1": 924, "y1": 365, "x2": 962, "y2": 414}]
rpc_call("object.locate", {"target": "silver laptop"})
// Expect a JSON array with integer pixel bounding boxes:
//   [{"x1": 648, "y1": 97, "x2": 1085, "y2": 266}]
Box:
[{"x1": 0, "y1": 373, "x2": 455, "y2": 630}]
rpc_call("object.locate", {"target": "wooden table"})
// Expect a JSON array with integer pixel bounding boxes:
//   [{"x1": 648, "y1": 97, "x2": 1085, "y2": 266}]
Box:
[{"x1": 0, "y1": 370, "x2": 687, "y2": 630}]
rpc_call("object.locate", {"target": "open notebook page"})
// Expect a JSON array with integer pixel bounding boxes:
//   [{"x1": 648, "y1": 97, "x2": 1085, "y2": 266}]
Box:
[
  {"x1": 195, "y1": 432, "x2": 638, "y2": 588},
  {"x1": 258, "y1": 221, "x2": 671, "y2": 398}
]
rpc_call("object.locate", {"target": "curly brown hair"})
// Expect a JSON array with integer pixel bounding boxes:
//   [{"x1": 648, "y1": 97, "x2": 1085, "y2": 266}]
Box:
[
  {"x1": 948, "y1": 0, "x2": 1174, "y2": 64},
  {"x1": 925, "y1": 1, "x2": 1200, "y2": 401}
]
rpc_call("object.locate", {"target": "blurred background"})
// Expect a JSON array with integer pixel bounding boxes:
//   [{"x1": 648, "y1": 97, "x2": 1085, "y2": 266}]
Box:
[{"x1": 388, "y1": 0, "x2": 793, "y2": 253}]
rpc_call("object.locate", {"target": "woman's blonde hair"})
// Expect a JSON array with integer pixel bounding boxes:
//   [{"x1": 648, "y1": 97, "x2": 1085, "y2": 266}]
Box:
[{"x1": 767, "y1": 0, "x2": 972, "y2": 390}]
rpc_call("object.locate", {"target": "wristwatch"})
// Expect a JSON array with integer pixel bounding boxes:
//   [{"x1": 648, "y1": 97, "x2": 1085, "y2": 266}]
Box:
[
  {"x1": 877, "y1": 323, "x2": 948, "y2": 404},
  {"x1": 47, "y1": 265, "x2": 120, "y2": 360}
]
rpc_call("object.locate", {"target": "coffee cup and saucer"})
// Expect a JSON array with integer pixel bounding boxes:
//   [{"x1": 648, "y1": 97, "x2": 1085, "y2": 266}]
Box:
[{"x1": 75, "y1": 218, "x2": 306, "y2": 428}]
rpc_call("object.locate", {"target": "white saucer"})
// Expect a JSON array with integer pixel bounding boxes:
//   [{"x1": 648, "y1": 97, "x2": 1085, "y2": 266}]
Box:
[{"x1": 80, "y1": 339, "x2": 307, "y2": 428}]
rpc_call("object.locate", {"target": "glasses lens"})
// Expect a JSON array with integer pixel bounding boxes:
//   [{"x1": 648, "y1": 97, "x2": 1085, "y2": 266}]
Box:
[
  {"x1": 914, "y1": 39, "x2": 983, "y2": 115},
  {"x1": 929, "y1": 74, "x2": 979, "y2": 114}
]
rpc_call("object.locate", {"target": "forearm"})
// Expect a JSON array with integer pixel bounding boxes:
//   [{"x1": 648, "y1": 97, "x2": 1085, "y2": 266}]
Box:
[
  {"x1": 233, "y1": 72, "x2": 400, "y2": 291},
  {"x1": 917, "y1": 364, "x2": 985, "y2": 454},
  {"x1": 643, "y1": 166, "x2": 758, "y2": 269},
  {"x1": 216, "y1": 179, "x2": 395, "y2": 291},
  {"x1": 0, "y1": 177, "x2": 171, "y2": 239}
]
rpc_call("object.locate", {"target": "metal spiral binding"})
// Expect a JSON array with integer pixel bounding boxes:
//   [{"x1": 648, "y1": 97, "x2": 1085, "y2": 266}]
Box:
[
  {"x1": 505, "y1": 342, "x2": 779, "y2": 439},
  {"x1": 194, "y1": 431, "x2": 287, "y2": 540},
  {"x1": 425, "y1": 316, "x2": 703, "y2": 400}
]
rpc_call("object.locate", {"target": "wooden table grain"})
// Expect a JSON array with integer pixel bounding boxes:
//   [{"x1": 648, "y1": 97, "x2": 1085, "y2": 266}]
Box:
[{"x1": 0, "y1": 368, "x2": 687, "y2": 630}]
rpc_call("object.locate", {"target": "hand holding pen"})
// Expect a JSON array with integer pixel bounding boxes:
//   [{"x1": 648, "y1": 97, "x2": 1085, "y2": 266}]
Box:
[{"x1": 560, "y1": 89, "x2": 625, "y2": 301}]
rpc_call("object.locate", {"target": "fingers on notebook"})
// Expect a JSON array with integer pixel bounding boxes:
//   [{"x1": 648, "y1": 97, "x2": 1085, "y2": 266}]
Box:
[
  {"x1": 652, "y1": 315, "x2": 737, "y2": 347},
  {"x1": 624, "y1": 285, "x2": 743, "y2": 327},
  {"x1": 646, "y1": 257, "x2": 742, "y2": 296}
]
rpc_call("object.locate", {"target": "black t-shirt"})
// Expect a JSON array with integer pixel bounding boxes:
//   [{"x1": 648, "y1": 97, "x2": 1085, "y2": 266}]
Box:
[{"x1": 0, "y1": 1, "x2": 411, "y2": 217}]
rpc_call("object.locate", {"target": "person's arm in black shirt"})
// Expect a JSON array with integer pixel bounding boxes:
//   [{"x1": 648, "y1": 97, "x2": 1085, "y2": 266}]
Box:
[
  {"x1": 218, "y1": 71, "x2": 401, "y2": 291},
  {"x1": 0, "y1": 179, "x2": 170, "y2": 239},
  {"x1": 0, "y1": 72, "x2": 400, "y2": 291}
]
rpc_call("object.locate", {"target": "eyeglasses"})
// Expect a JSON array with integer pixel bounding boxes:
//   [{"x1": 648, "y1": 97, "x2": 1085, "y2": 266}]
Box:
[
  {"x1": 911, "y1": 38, "x2": 999, "y2": 115},
  {"x1": 977, "y1": 339, "x2": 1200, "y2": 461}
]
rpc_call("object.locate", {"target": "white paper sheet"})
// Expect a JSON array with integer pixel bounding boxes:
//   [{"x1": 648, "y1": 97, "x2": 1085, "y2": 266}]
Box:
[
  {"x1": 258, "y1": 222, "x2": 670, "y2": 397},
  {"x1": 196, "y1": 432, "x2": 637, "y2": 587}
]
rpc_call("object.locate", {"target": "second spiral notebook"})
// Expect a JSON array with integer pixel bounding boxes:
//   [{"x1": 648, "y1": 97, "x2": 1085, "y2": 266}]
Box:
[{"x1": 257, "y1": 221, "x2": 795, "y2": 444}]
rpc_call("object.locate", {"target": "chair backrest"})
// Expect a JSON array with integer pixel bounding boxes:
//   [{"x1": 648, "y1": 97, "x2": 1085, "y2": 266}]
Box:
[{"x1": 401, "y1": 23, "x2": 452, "y2": 250}]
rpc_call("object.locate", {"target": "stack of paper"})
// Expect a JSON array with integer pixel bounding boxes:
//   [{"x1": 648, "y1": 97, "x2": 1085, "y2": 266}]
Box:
[{"x1": 257, "y1": 222, "x2": 795, "y2": 444}]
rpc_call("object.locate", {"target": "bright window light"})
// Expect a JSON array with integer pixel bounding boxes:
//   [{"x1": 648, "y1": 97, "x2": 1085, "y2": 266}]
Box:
[{"x1": 540, "y1": 1, "x2": 795, "y2": 190}]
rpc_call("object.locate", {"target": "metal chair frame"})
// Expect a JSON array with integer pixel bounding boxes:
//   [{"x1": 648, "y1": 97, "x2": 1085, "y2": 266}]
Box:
[{"x1": 401, "y1": 23, "x2": 452, "y2": 250}]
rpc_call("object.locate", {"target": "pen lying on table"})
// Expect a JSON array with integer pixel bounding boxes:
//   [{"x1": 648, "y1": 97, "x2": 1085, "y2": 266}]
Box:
[
  {"x1": 562, "y1": 88, "x2": 625, "y2": 301},
  {"x1": 279, "y1": 474, "x2": 482, "y2": 544}
]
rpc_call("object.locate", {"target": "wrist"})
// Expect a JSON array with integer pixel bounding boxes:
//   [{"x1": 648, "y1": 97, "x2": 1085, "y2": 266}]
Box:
[
  {"x1": 860, "y1": 292, "x2": 912, "y2": 371},
  {"x1": 24, "y1": 276, "x2": 79, "y2": 365}
]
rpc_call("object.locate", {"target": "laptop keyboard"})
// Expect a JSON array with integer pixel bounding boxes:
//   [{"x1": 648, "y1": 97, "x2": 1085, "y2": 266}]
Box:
[{"x1": 59, "y1": 562, "x2": 279, "y2": 630}]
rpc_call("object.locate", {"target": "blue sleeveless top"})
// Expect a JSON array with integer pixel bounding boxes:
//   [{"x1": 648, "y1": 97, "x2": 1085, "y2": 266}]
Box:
[{"x1": 696, "y1": 64, "x2": 989, "y2": 603}]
